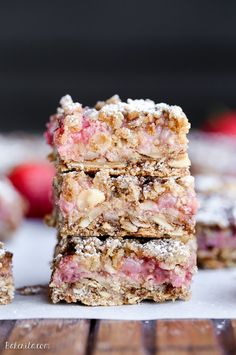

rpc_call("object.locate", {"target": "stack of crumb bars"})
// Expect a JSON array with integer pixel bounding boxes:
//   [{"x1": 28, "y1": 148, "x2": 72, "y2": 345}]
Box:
[{"x1": 46, "y1": 95, "x2": 197, "y2": 306}]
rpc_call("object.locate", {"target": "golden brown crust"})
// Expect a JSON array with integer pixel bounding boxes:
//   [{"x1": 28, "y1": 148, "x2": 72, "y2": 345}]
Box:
[
  {"x1": 55, "y1": 156, "x2": 190, "y2": 177},
  {"x1": 58, "y1": 222, "x2": 193, "y2": 241},
  {"x1": 50, "y1": 280, "x2": 190, "y2": 305}
]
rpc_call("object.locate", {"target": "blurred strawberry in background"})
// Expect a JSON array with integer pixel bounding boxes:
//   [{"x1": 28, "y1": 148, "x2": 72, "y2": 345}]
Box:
[
  {"x1": 8, "y1": 162, "x2": 55, "y2": 218},
  {"x1": 203, "y1": 110, "x2": 236, "y2": 136}
]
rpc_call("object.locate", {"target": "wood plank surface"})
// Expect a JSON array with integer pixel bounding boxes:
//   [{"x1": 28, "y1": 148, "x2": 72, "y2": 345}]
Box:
[
  {"x1": 156, "y1": 320, "x2": 219, "y2": 355},
  {"x1": 0, "y1": 319, "x2": 235, "y2": 355},
  {"x1": 93, "y1": 321, "x2": 143, "y2": 355},
  {"x1": 0, "y1": 319, "x2": 89, "y2": 355}
]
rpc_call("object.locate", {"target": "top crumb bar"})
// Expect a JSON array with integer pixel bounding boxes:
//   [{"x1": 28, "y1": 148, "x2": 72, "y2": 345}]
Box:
[{"x1": 46, "y1": 95, "x2": 191, "y2": 176}]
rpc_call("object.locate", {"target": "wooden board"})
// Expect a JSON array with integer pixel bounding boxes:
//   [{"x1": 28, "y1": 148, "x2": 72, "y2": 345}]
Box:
[{"x1": 0, "y1": 320, "x2": 235, "y2": 354}]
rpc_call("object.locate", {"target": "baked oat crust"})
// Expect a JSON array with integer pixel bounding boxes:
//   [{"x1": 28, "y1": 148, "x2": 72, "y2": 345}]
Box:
[
  {"x1": 0, "y1": 243, "x2": 14, "y2": 304},
  {"x1": 50, "y1": 280, "x2": 190, "y2": 306},
  {"x1": 54, "y1": 156, "x2": 191, "y2": 178}
]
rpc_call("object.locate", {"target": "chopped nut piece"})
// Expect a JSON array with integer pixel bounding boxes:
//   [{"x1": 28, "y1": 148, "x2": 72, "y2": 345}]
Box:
[
  {"x1": 77, "y1": 189, "x2": 105, "y2": 209},
  {"x1": 121, "y1": 221, "x2": 138, "y2": 233},
  {"x1": 78, "y1": 217, "x2": 91, "y2": 228},
  {"x1": 152, "y1": 215, "x2": 173, "y2": 230},
  {"x1": 168, "y1": 155, "x2": 190, "y2": 168},
  {"x1": 86, "y1": 189, "x2": 105, "y2": 208}
]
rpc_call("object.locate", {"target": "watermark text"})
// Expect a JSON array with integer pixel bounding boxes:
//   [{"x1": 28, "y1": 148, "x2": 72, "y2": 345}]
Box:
[{"x1": 4, "y1": 341, "x2": 50, "y2": 350}]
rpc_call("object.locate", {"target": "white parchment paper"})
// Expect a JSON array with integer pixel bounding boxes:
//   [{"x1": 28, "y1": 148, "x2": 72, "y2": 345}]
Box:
[{"x1": 2, "y1": 220, "x2": 236, "y2": 320}]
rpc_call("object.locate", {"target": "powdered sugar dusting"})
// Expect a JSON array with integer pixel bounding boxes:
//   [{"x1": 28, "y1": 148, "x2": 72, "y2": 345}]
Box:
[
  {"x1": 143, "y1": 238, "x2": 191, "y2": 261},
  {"x1": 101, "y1": 97, "x2": 184, "y2": 117},
  {"x1": 197, "y1": 194, "x2": 236, "y2": 228},
  {"x1": 58, "y1": 94, "x2": 186, "y2": 119},
  {"x1": 196, "y1": 174, "x2": 236, "y2": 227},
  {"x1": 83, "y1": 108, "x2": 98, "y2": 120},
  {"x1": 59, "y1": 95, "x2": 82, "y2": 114},
  {"x1": 69, "y1": 237, "x2": 192, "y2": 265}
]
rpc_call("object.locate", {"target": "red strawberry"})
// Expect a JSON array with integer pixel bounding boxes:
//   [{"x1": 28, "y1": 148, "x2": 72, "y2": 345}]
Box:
[
  {"x1": 204, "y1": 111, "x2": 236, "y2": 136},
  {"x1": 8, "y1": 162, "x2": 55, "y2": 218}
]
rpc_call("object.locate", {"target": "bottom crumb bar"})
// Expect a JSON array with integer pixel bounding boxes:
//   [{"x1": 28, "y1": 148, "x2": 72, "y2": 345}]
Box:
[
  {"x1": 0, "y1": 242, "x2": 14, "y2": 304},
  {"x1": 50, "y1": 237, "x2": 197, "y2": 306}
]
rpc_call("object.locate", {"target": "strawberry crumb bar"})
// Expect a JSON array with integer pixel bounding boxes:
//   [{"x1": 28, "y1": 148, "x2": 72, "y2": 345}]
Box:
[
  {"x1": 49, "y1": 171, "x2": 197, "y2": 240},
  {"x1": 196, "y1": 175, "x2": 236, "y2": 268},
  {"x1": 46, "y1": 95, "x2": 191, "y2": 176},
  {"x1": 0, "y1": 242, "x2": 14, "y2": 304},
  {"x1": 0, "y1": 177, "x2": 26, "y2": 241},
  {"x1": 50, "y1": 237, "x2": 197, "y2": 305}
]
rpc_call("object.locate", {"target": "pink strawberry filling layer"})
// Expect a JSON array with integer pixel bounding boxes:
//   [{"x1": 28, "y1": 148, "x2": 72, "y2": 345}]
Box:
[
  {"x1": 46, "y1": 112, "x2": 184, "y2": 163},
  {"x1": 140, "y1": 190, "x2": 197, "y2": 224},
  {"x1": 198, "y1": 229, "x2": 236, "y2": 250},
  {"x1": 52, "y1": 254, "x2": 194, "y2": 289}
]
